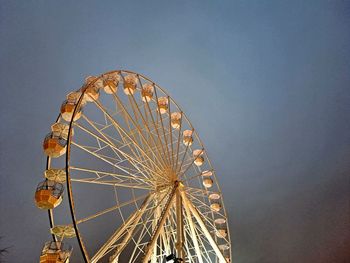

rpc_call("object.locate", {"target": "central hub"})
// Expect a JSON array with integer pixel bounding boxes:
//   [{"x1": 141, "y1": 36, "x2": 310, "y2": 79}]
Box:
[{"x1": 164, "y1": 166, "x2": 177, "y2": 181}]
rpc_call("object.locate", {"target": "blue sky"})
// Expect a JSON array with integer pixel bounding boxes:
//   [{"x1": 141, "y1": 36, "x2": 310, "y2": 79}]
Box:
[{"x1": 0, "y1": 1, "x2": 349, "y2": 262}]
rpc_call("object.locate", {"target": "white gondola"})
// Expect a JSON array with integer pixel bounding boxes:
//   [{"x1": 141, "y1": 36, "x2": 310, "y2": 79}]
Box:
[
  {"x1": 157, "y1": 97, "x2": 169, "y2": 114},
  {"x1": 141, "y1": 83, "x2": 154, "y2": 102},
  {"x1": 123, "y1": 74, "x2": 137, "y2": 95},
  {"x1": 103, "y1": 72, "x2": 120, "y2": 94}
]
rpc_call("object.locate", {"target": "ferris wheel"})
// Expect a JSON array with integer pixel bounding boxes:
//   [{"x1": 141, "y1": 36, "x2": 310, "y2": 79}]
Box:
[{"x1": 34, "y1": 70, "x2": 232, "y2": 263}]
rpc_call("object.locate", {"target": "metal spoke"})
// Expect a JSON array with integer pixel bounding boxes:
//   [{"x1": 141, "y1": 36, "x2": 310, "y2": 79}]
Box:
[
  {"x1": 77, "y1": 114, "x2": 162, "y2": 181},
  {"x1": 77, "y1": 192, "x2": 151, "y2": 226}
]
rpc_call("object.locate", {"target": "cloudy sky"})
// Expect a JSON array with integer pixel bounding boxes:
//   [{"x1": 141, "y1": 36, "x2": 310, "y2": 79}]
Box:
[{"x1": 0, "y1": 0, "x2": 349, "y2": 262}]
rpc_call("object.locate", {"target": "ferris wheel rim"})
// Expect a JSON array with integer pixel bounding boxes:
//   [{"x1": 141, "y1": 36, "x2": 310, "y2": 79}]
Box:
[{"x1": 45, "y1": 69, "x2": 232, "y2": 262}]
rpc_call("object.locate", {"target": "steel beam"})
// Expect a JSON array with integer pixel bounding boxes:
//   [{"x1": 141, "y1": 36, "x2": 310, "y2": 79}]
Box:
[
  {"x1": 142, "y1": 185, "x2": 178, "y2": 263},
  {"x1": 91, "y1": 194, "x2": 152, "y2": 263},
  {"x1": 181, "y1": 191, "x2": 226, "y2": 263}
]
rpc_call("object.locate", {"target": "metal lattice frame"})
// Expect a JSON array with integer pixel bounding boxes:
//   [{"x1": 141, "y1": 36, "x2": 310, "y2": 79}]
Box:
[{"x1": 42, "y1": 70, "x2": 232, "y2": 262}]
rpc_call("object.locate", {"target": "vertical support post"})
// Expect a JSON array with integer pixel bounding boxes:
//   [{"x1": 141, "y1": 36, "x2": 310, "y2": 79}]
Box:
[
  {"x1": 180, "y1": 191, "x2": 226, "y2": 263},
  {"x1": 161, "y1": 228, "x2": 171, "y2": 255},
  {"x1": 142, "y1": 185, "x2": 177, "y2": 263},
  {"x1": 182, "y1": 193, "x2": 204, "y2": 263},
  {"x1": 151, "y1": 196, "x2": 161, "y2": 263},
  {"x1": 175, "y1": 188, "x2": 185, "y2": 260}
]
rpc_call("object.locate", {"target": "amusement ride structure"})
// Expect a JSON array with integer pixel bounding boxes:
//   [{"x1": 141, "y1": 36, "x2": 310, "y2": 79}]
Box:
[{"x1": 34, "y1": 70, "x2": 232, "y2": 262}]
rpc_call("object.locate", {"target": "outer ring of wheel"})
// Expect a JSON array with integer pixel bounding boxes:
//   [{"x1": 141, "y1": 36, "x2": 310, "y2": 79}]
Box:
[{"x1": 46, "y1": 70, "x2": 232, "y2": 262}]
